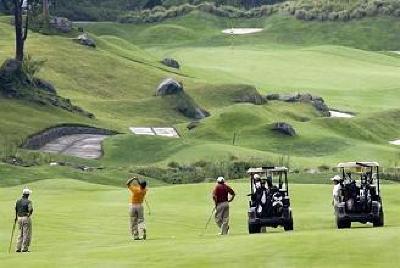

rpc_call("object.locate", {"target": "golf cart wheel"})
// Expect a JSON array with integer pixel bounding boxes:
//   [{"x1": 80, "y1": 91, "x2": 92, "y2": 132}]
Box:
[
  {"x1": 284, "y1": 215, "x2": 294, "y2": 231},
  {"x1": 336, "y1": 217, "x2": 351, "y2": 229},
  {"x1": 373, "y1": 209, "x2": 384, "y2": 227},
  {"x1": 248, "y1": 223, "x2": 261, "y2": 234}
]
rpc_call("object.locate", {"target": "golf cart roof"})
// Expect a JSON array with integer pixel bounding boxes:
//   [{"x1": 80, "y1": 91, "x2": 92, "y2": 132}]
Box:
[
  {"x1": 247, "y1": 167, "x2": 288, "y2": 174},
  {"x1": 337, "y1": 162, "x2": 380, "y2": 168}
]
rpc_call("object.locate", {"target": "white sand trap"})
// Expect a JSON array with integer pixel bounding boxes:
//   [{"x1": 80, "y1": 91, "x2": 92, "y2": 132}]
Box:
[
  {"x1": 390, "y1": 51, "x2": 400, "y2": 55},
  {"x1": 389, "y1": 140, "x2": 400, "y2": 145},
  {"x1": 329, "y1": 110, "x2": 354, "y2": 118},
  {"x1": 222, "y1": 28, "x2": 263, "y2": 35},
  {"x1": 129, "y1": 127, "x2": 179, "y2": 138},
  {"x1": 40, "y1": 134, "x2": 108, "y2": 159}
]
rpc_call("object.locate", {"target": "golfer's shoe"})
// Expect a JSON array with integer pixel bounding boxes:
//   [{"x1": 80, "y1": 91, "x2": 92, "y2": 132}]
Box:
[
  {"x1": 22, "y1": 250, "x2": 30, "y2": 253},
  {"x1": 142, "y1": 229, "x2": 147, "y2": 240},
  {"x1": 16, "y1": 249, "x2": 21, "y2": 253},
  {"x1": 133, "y1": 236, "x2": 140, "y2": 240}
]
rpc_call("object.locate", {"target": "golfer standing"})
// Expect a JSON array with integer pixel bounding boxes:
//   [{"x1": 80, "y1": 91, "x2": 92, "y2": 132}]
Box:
[
  {"x1": 126, "y1": 177, "x2": 148, "y2": 240},
  {"x1": 213, "y1": 177, "x2": 235, "y2": 235},
  {"x1": 15, "y1": 188, "x2": 33, "y2": 252}
]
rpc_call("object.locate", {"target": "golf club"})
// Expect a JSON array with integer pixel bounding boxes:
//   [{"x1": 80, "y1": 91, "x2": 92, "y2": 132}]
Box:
[
  {"x1": 200, "y1": 207, "x2": 216, "y2": 236},
  {"x1": 8, "y1": 218, "x2": 17, "y2": 254},
  {"x1": 145, "y1": 199, "x2": 151, "y2": 216}
]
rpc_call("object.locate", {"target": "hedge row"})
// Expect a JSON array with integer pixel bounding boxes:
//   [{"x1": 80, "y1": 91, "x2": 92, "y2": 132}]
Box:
[{"x1": 118, "y1": 0, "x2": 400, "y2": 23}]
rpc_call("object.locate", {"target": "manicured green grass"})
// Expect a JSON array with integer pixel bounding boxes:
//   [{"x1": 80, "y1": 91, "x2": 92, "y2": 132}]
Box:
[
  {"x1": 0, "y1": 179, "x2": 399, "y2": 267},
  {"x1": 1, "y1": 13, "x2": 400, "y2": 172}
]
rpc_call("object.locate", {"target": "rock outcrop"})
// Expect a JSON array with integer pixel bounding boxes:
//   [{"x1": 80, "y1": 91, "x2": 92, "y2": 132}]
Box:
[
  {"x1": 155, "y1": 78, "x2": 210, "y2": 119},
  {"x1": 271, "y1": 122, "x2": 296, "y2": 136},
  {"x1": 266, "y1": 93, "x2": 329, "y2": 116},
  {"x1": 74, "y1": 33, "x2": 96, "y2": 48},
  {"x1": 155, "y1": 78, "x2": 184, "y2": 96},
  {"x1": 161, "y1": 58, "x2": 180, "y2": 69}
]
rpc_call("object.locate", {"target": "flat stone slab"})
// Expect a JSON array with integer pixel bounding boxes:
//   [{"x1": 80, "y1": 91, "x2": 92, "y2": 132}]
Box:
[
  {"x1": 329, "y1": 110, "x2": 354, "y2": 118},
  {"x1": 222, "y1": 28, "x2": 263, "y2": 35},
  {"x1": 129, "y1": 127, "x2": 179, "y2": 138},
  {"x1": 40, "y1": 134, "x2": 109, "y2": 159},
  {"x1": 129, "y1": 127, "x2": 155, "y2": 135}
]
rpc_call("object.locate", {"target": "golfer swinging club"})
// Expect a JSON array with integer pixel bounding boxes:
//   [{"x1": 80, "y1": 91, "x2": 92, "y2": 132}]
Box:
[
  {"x1": 212, "y1": 177, "x2": 235, "y2": 235},
  {"x1": 126, "y1": 177, "x2": 148, "y2": 240}
]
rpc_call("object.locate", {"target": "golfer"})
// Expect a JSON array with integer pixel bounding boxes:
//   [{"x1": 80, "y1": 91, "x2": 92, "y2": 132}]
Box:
[
  {"x1": 15, "y1": 188, "x2": 33, "y2": 252},
  {"x1": 331, "y1": 175, "x2": 342, "y2": 206},
  {"x1": 212, "y1": 177, "x2": 235, "y2": 235},
  {"x1": 126, "y1": 177, "x2": 148, "y2": 240}
]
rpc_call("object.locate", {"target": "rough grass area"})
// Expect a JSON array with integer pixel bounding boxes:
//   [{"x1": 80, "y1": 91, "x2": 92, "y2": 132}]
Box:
[{"x1": 0, "y1": 180, "x2": 399, "y2": 267}]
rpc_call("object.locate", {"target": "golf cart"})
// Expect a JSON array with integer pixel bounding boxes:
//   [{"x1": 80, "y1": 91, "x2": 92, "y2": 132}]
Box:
[
  {"x1": 334, "y1": 162, "x2": 384, "y2": 228},
  {"x1": 247, "y1": 167, "x2": 294, "y2": 234}
]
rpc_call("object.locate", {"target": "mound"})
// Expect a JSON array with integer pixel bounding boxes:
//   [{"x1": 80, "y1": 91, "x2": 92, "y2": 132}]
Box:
[{"x1": 0, "y1": 59, "x2": 93, "y2": 118}]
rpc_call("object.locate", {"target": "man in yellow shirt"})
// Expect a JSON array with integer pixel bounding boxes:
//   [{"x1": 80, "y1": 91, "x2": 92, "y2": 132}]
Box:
[{"x1": 126, "y1": 177, "x2": 148, "y2": 240}]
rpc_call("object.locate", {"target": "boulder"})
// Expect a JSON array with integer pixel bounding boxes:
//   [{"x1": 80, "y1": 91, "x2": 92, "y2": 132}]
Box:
[
  {"x1": 49, "y1": 17, "x2": 72, "y2": 33},
  {"x1": 313, "y1": 99, "x2": 329, "y2": 112},
  {"x1": 266, "y1": 93, "x2": 280, "y2": 100},
  {"x1": 161, "y1": 58, "x2": 180, "y2": 69},
  {"x1": 155, "y1": 78, "x2": 183, "y2": 96},
  {"x1": 233, "y1": 93, "x2": 266, "y2": 105},
  {"x1": 271, "y1": 122, "x2": 296, "y2": 136},
  {"x1": 75, "y1": 33, "x2": 96, "y2": 48}
]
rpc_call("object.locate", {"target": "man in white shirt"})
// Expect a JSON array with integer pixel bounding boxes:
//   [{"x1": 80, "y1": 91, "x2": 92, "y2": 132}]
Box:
[{"x1": 331, "y1": 175, "x2": 342, "y2": 206}]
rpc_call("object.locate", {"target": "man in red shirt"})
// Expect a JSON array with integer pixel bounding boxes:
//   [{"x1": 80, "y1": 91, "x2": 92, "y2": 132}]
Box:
[{"x1": 212, "y1": 176, "x2": 236, "y2": 235}]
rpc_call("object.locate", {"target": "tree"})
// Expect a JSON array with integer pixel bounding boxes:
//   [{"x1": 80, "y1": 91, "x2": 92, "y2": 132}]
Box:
[
  {"x1": 13, "y1": 0, "x2": 30, "y2": 62},
  {"x1": 42, "y1": 0, "x2": 48, "y2": 16}
]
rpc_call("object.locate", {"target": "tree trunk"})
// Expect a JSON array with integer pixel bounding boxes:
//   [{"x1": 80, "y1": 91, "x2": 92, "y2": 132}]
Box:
[
  {"x1": 43, "y1": 0, "x2": 49, "y2": 16},
  {"x1": 14, "y1": 0, "x2": 24, "y2": 62}
]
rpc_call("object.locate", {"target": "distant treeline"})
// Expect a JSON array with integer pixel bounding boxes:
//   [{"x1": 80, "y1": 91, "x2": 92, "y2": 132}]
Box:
[
  {"x1": 0, "y1": 0, "x2": 283, "y2": 20},
  {"x1": 1, "y1": 0, "x2": 400, "y2": 22}
]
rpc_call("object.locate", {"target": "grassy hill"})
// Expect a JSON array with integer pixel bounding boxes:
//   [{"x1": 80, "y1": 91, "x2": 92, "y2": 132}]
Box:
[
  {"x1": 0, "y1": 179, "x2": 399, "y2": 267},
  {"x1": 0, "y1": 12, "x2": 400, "y2": 180}
]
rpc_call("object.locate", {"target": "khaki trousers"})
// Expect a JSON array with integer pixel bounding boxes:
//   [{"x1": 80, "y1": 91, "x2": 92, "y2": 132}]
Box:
[
  {"x1": 16, "y1": 216, "x2": 32, "y2": 251},
  {"x1": 215, "y1": 202, "x2": 230, "y2": 235},
  {"x1": 129, "y1": 204, "x2": 145, "y2": 239}
]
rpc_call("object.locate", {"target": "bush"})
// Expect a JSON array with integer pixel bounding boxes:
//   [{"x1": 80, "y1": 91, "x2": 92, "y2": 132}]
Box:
[{"x1": 22, "y1": 55, "x2": 47, "y2": 83}]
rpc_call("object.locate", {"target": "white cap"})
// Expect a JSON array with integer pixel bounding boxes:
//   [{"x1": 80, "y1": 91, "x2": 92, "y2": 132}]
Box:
[
  {"x1": 22, "y1": 188, "x2": 32, "y2": 195},
  {"x1": 217, "y1": 176, "x2": 225, "y2": 183},
  {"x1": 331, "y1": 175, "x2": 341, "y2": 181},
  {"x1": 254, "y1": 174, "x2": 261, "y2": 179}
]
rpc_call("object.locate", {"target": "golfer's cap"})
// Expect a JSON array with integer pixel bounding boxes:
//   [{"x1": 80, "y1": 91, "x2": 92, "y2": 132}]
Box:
[
  {"x1": 331, "y1": 175, "x2": 341, "y2": 181},
  {"x1": 217, "y1": 177, "x2": 225, "y2": 183},
  {"x1": 22, "y1": 188, "x2": 32, "y2": 195},
  {"x1": 254, "y1": 174, "x2": 261, "y2": 179}
]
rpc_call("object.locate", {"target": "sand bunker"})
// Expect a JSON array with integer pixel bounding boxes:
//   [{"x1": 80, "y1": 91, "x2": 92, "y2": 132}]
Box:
[
  {"x1": 40, "y1": 134, "x2": 109, "y2": 159},
  {"x1": 129, "y1": 127, "x2": 179, "y2": 138},
  {"x1": 222, "y1": 28, "x2": 263, "y2": 35},
  {"x1": 329, "y1": 110, "x2": 354, "y2": 118},
  {"x1": 389, "y1": 140, "x2": 400, "y2": 145}
]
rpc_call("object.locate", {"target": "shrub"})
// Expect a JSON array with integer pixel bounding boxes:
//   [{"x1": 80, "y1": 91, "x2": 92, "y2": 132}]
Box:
[{"x1": 22, "y1": 54, "x2": 47, "y2": 83}]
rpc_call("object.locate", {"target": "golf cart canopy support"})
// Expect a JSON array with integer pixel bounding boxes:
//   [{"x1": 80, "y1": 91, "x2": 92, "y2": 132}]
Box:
[
  {"x1": 247, "y1": 167, "x2": 288, "y2": 174},
  {"x1": 337, "y1": 162, "x2": 380, "y2": 168}
]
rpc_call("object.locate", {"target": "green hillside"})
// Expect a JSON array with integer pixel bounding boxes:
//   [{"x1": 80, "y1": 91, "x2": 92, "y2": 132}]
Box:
[{"x1": 1, "y1": 13, "x2": 400, "y2": 175}]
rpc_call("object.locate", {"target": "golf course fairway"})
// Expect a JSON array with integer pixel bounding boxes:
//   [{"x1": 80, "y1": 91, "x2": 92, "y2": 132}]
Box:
[{"x1": 1, "y1": 179, "x2": 399, "y2": 267}]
